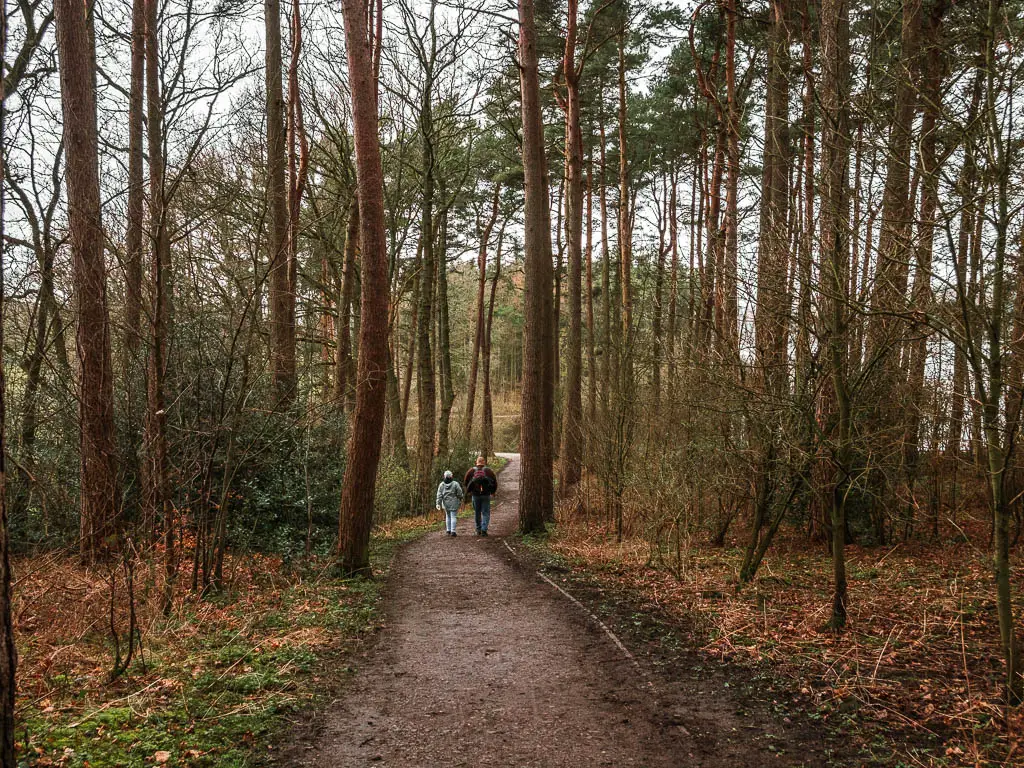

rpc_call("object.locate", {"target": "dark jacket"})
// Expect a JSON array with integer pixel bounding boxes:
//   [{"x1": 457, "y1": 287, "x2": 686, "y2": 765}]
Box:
[{"x1": 464, "y1": 466, "x2": 498, "y2": 497}]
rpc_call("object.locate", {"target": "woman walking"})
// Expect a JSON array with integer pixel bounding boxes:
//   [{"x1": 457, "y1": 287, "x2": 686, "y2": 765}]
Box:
[{"x1": 436, "y1": 470, "x2": 464, "y2": 537}]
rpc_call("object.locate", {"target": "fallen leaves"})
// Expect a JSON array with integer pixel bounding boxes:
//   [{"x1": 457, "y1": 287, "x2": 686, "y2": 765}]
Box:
[
  {"x1": 547, "y1": 508, "x2": 1023, "y2": 766},
  {"x1": 10, "y1": 545, "x2": 403, "y2": 765}
]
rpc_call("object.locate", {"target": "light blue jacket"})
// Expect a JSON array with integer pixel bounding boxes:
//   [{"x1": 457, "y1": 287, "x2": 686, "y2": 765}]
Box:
[{"x1": 436, "y1": 480, "x2": 463, "y2": 514}]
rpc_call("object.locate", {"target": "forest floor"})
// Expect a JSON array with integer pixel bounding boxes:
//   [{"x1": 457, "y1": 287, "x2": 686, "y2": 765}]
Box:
[
  {"x1": 17, "y1": 454, "x2": 1016, "y2": 767},
  {"x1": 534, "y1": 491, "x2": 1024, "y2": 767},
  {"x1": 11, "y1": 515, "x2": 444, "y2": 767},
  {"x1": 278, "y1": 454, "x2": 838, "y2": 768}
]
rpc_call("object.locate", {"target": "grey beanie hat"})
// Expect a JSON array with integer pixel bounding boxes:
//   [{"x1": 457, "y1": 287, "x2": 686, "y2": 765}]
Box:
[{"x1": 444, "y1": 470, "x2": 453, "y2": 480}]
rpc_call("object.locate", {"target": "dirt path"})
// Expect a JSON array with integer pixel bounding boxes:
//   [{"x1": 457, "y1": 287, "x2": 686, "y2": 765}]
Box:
[{"x1": 295, "y1": 454, "x2": 828, "y2": 767}]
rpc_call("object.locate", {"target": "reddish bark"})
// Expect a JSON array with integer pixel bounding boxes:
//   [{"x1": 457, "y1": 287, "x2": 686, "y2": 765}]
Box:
[
  {"x1": 335, "y1": 199, "x2": 358, "y2": 408},
  {"x1": 336, "y1": 0, "x2": 390, "y2": 576},
  {"x1": 55, "y1": 0, "x2": 121, "y2": 562},
  {"x1": 518, "y1": 0, "x2": 555, "y2": 532},
  {"x1": 266, "y1": 0, "x2": 295, "y2": 404},
  {"x1": 465, "y1": 184, "x2": 500, "y2": 445},
  {"x1": 558, "y1": 0, "x2": 583, "y2": 497}
]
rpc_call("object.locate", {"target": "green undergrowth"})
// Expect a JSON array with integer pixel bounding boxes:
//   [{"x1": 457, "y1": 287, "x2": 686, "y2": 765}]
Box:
[
  {"x1": 17, "y1": 519, "x2": 440, "y2": 768},
  {"x1": 488, "y1": 455, "x2": 510, "y2": 473}
]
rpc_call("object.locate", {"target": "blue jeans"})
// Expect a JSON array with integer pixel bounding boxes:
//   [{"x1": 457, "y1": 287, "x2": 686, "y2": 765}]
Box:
[{"x1": 472, "y1": 495, "x2": 491, "y2": 532}]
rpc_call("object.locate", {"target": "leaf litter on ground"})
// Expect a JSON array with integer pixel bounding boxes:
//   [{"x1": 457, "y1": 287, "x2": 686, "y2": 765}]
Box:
[{"x1": 543, "y1": 503, "x2": 1023, "y2": 768}]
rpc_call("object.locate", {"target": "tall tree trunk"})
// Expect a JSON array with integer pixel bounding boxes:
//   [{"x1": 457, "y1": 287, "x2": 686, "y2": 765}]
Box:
[
  {"x1": 691, "y1": 133, "x2": 705, "y2": 351},
  {"x1": 722, "y1": 0, "x2": 740, "y2": 355},
  {"x1": 385, "y1": 344, "x2": 408, "y2": 465},
  {"x1": 688, "y1": 14, "x2": 723, "y2": 355},
  {"x1": 414, "y1": 142, "x2": 437, "y2": 514},
  {"x1": 465, "y1": 184, "x2": 500, "y2": 445},
  {"x1": 318, "y1": 248, "x2": 335, "y2": 393},
  {"x1": 903, "y1": 0, "x2": 948, "y2": 515},
  {"x1": 1006, "y1": 233, "x2": 1024, "y2": 537},
  {"x1": 755, "y1": 0, "x2": 791, "y2": 400},
  {"x1": 948, "y1": 70, "x2": 982, "y2": 460},
  {"x1": 820, "y1": 0, "x2": 852, "y2": 628},
  {"x1": 689, "y1": 150, "x2": 700, "y2": 355},
  {"x1": 336, "y1": 0, "x2": 389, "y2": 576},
  {"x1": 982, "y1": 192, "x2": 1019, "y2": 701},
  {"x1": 559, "y1": 0, "x2": 583, "y2": 498},
  {"x1": 706, "y1": 131, "x2": 723, "y2": 350},
  {"x1": 617, "y1": 29, "x2": 632, "y2": 363},
  {"x1": 969, "y1": 210, "x2": 985, "y2": 468},
  {"x1": 666, "y1": 165, "x2": 679, "y2": 406},
  {"x1": 482, "y1": 227, "x2": 504, "y2": 461},
  {"x1": 144, "y1": 0, "x2": 173, "y2": 606},
  {"x1": 848, "y1": 116, "x2": 863, "y2": 373},
  {"x1": 652, "y1": 174, "x2": 667, "y2": 409},
  {"x1": 979, "y1": 0, "x2": 1022, "y2": 703},
  {"x1": 865, "y1": 0, "x2": 923, "y2": 503},
  {"x1": 599, "y1": 110, "x2": 611, "y2": 420},
  {"x1": 0, "y1": 7, "x2": 17, "y2": 756},
  {"x1": 436, "y1": 209, "x2": 455, "y2": 465},
  {"x1": 798, "y1": 0, "x2": 820, "y2": 537},
  {"x1": 745, "y1": 0, "x2": 791, "y2": 578},
  {"x1": 518, "y1": 0, "x2": 555, "y2": 532},
  {"x1": 335, "y1": 199, "x2": 358, "y2": 407},
  {"x1": 125, "y1": 0, "x2": 145, "y2": 355},
  {"x1": 120, "y1": 0, "x2": 146, "y2": 513},
  {"x1": 286, "y1": 0, "x2": 309, "y2": 354},
  {"x1": 401, "y1": 247, "x2": 419, "y2": 421},
  {"x1": 56, "y1": 0, "x2": 121, "y2": 562},
  {"x1": 413, "y1": 5, "x2": 439, "y2": 510},
  {"x1": 553, "y1": 172, "x2": 564, "y2": 399},
  {"x1": 267, "y1": 0, "x2": 295, "y2": 404},
  {"x1": 585, "y1": 151, "x2": 597, "y2": 424}
]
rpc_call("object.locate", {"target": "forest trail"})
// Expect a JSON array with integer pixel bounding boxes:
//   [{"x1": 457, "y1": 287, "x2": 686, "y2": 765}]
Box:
[{"x1": 290, "y1": 454, "x2": 825, "y2": 767}]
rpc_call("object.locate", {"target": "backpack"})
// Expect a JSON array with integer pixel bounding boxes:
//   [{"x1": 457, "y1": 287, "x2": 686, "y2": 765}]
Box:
[{"x1": 470, "y1": 467, "x2": 493, "y2": 495}]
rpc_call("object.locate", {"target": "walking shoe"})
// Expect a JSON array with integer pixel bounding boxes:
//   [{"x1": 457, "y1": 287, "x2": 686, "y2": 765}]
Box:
[
  {"x1": 481, "y1": 530, "x2": 488, "y2": 537},
  {"x1": 451, "y1": 531, "x2": 457, "y2": 537}
]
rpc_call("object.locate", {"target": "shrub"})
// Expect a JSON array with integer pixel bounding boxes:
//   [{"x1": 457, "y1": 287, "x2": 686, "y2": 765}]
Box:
[
  {"x1": 374, "y1": 455, "x2": 415, "y2": 524},
  {"x1": 494, "y1": 416, "x2": 520, "y2": 452}
]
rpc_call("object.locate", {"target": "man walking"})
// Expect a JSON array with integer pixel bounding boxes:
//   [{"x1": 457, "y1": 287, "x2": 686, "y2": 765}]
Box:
[{"x1": 464, "y1": 456, "x2": 498, "y2": 536}]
